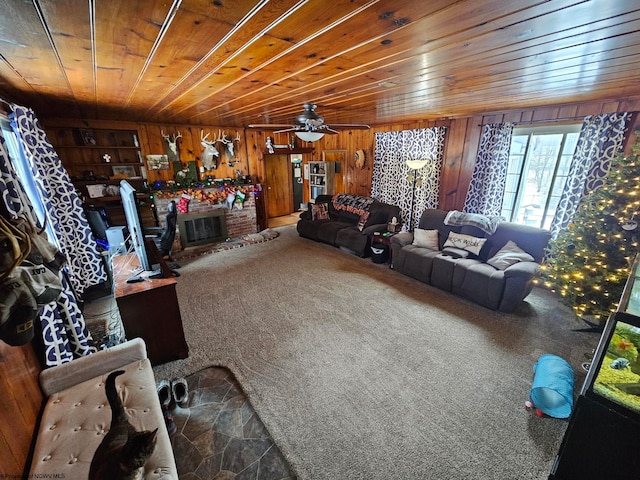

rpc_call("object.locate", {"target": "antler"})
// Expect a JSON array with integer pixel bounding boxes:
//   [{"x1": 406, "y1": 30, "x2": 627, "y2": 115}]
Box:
[
  {"x1": 215, "y1": 130, "x2": 229, "y2": 145},
  {"x1": 234, "y1": 131, "x2": 241, "y2": 143},
  {"x1": 161, "y1": 129, "x2": 182, "y2": 141}
]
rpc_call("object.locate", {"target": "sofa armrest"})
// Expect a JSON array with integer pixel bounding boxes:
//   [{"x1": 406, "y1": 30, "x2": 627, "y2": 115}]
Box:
[
  {"x1": 39, "y1": 338, "x2": 148, "y2": 396},
  {"x1": 499, "y1": 262, "x2": 541, "y2": 312},
  {"x1": 299, "y1": 209, "x2": 312, "y2": 221},
  {"x1": 390, "y1": 232, "x2": 414, "y2": 248},
  {"x1": 503, "y1": 261, "x2": 540, "y2": 279},
  {"x1": 361, "y1": 223, "x2": 389, "y2": 235}
]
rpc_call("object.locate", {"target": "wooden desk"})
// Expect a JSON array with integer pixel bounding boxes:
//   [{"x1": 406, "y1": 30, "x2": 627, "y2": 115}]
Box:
[{"x1": 112, "y1": 248, "x2": 189, "y2": 365}]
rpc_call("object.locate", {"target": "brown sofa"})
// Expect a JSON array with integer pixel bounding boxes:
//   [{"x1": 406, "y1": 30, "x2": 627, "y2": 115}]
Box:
[
  {"x1": 297, "y1": 194, "x2": 401, "y2": 257},
  {"x1": 391, "y1": 209, "x2": 551, "y2": 312}
]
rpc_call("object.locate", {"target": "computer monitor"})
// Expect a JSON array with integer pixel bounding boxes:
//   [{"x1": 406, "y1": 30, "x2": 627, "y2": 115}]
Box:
[{"x1": 119, "y1": 179, "x2": 151, "y2": 272}]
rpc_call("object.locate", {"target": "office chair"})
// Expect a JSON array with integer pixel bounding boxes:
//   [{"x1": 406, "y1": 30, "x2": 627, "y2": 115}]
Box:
[
  {"x1": 145, "y1": 200, "x2": 180, "y2": 271},
  {"x1": 84, "y1": 207, "x2": 110, "y2": 251}
]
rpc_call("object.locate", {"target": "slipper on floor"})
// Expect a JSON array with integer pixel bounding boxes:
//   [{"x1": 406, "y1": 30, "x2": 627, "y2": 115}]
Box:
[
  {"x1": 171, "y1": 377, "x2": 189, "y2": 408},
  {"x1": 157, "y1": 379, "x2": 172, "y2": 409}
]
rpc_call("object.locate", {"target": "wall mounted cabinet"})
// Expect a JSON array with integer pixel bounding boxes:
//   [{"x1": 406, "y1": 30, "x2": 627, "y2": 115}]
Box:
[
  {"x1": 50, "y1": 128, "x2": 144, "y2": 188},
  {"x1": 49, "y1": 127, "x2": 154, "y2": 228}
]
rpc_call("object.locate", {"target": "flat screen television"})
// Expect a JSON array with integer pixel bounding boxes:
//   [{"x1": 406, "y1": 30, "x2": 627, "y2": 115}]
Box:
[
  {"x1": 581, "y1": 310, "x2": 640, "y2": 419},
  {"x1": 119, "y1": 179, "x2": 151, "y2": 272}
]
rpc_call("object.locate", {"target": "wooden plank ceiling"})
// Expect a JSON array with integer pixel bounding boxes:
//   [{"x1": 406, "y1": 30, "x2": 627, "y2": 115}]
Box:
[{"x1": 0, "y1": 0, "x2": 639, "y2": 127}]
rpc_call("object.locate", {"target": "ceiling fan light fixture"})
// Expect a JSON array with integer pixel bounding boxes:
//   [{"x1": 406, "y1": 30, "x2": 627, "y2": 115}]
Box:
[{"x1": 295, "y1": 131, "x2": 324, "y2": 142}]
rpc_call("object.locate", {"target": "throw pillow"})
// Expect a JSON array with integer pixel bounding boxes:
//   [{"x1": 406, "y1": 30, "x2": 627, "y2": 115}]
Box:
[
  {"x1": 357, "y1": 211, "x2": 370, "y2": 231},
  {"x1": 487, "y1": 240, "x2": 534, "y2": 270},
  {"x1": 412, "y1": 228, "x2": 439, "y2": 250},
  {"x1": 311, "y1": 202, "x2": 329, "y2": 221},
  {"x1": 443, "y1": 231, "x2": 486, "y2": 256}
]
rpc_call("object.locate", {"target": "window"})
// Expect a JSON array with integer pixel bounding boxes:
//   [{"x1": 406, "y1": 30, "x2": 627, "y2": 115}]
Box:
[
  {"x1": 1, "y1": 119, "x2": 47, "y2": 232},
  {"x1": 501, "y1": 124, "x2": 581, "y2": 229}
]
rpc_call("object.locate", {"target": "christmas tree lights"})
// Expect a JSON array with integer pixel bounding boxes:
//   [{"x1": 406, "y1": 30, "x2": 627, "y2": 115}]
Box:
[{"x1": 540, "y1": 134, "x2": 640, "y2": 320}]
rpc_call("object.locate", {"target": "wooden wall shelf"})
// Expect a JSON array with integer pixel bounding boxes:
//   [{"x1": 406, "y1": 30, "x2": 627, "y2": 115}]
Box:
[{"x1": 264, "y1": 147, "x2": 315, "y2": 154}]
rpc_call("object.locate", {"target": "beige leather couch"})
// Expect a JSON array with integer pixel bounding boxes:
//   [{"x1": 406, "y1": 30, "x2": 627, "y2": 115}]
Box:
[{"x1": 29, "y1": 338, "x2": 178, "y2": 479}]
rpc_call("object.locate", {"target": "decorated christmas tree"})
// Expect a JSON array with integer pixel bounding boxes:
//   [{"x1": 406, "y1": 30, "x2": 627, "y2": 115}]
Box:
[{"x1": 540, "y1": 134, "x2": 640, "y2": 321}]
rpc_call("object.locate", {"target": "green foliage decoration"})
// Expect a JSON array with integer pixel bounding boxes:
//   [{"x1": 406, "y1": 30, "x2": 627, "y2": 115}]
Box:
[{"x1": 539, "y1": 134, "x2": 640, "y2": 321}]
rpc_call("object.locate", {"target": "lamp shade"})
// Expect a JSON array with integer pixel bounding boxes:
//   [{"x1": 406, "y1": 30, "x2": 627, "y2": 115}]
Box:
[
  {"x1": 405, "y1": 159, "x2": 429, "y2": 170},
  {"x1": 295, "y1": 131, "x2": 324, "y2": 142}
]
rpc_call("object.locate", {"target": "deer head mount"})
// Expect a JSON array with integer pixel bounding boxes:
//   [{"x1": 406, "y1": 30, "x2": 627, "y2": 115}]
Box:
[
  {"x1": 161, "y1": 130, "x2": 182, "y2": 162},
  {"x1": 200, "y1": 129, "x2": 220, "y2": 170},
  {"x1": 217, "y1": 130, "x2": 241, "y2": 165}
]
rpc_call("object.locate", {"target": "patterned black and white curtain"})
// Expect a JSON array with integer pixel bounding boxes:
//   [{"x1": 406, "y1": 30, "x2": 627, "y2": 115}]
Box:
[
  {"x1": 10, "y1": 106, "x2": 107, "y2": 295},
  {"x1": 463, "y1": 122, "x2": 514, "y2": 216},
  {"x1": 372, "y1": 127, "x2": 447, "y2": 230},
  {"x1": 549, "y1": 112, "x2": 631, "y2": 237},
  {"x1": 1, "y1": 104, "x2": 102, "y2": 366}
]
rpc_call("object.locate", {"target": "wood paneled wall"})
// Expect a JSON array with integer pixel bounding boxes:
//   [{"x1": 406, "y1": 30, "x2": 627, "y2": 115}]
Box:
[
  {"x1": 45, "y1": 94, "x2": 640, "y2": 217},
  {"x1": 0, "y1": 341, "x2": 43, "y2": 476},
  {"x1": 248, "y1": 95, "x2": 640, "y2": 213},
  {"x1": 296, "y1": 96, "x2": 640, "y2": 211},
  {"x1": 137, "y1": 124, "x2": 250, "y2": 184},
  {"x1": 44, "y1": 118, "x2": 252, "y2": 186}
]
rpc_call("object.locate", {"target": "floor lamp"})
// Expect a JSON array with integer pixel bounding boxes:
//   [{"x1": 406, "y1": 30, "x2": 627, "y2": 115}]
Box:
[{"x1": 405, "y1": 159, "x2": 429, "y2": 231}]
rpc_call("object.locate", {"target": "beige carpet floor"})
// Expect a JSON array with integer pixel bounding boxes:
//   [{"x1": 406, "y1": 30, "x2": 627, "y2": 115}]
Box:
[{"x1": 153, "y1": 224, "x2": 599, "y2": 480}]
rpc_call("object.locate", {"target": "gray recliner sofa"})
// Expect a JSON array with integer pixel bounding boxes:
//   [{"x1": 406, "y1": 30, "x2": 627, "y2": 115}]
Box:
[
  {"x1": 391, "y1": 209, "x2": 551, "y2": 312},
  {"x1": 297, "y1": 194, "x2": 400, "y2": 257}
]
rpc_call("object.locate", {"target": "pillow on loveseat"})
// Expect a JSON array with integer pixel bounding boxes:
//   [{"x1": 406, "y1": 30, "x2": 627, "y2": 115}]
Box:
[
  {"x1": 487, "y1": 240, "x2": 534, "y2": 270},
  {"x1": 412, "y1": 228, "x2": 439, "y2": 250},
  {"x1": 443, "y1": 231, "x2": 486, "y2": 256},
  {"x1": 311, "y1": 202, "x2": 329, "y2": 220},
  {"x1": 357, "y1": 211, "x2": 370, "y2": 231}
]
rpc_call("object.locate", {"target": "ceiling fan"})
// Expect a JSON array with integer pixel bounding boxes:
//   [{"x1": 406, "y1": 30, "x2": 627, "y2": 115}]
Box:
[{"x1": 247, "y1": 103, "x2": 369, "y2": 141}]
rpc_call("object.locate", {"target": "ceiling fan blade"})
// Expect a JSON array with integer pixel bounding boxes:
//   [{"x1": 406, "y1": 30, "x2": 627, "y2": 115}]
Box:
[
  {"x1": 246, "y1": 124, "x2": 295, "y2": 130},
  {"x1": 273, "y1": 127, "x2": 298, "y2": 134},
  {"x1": 327, "y1": 124, "x2": 370, "y2": 130},
  {"x1": 248, "y1": 105, "x2": 371, "y2": 133}
]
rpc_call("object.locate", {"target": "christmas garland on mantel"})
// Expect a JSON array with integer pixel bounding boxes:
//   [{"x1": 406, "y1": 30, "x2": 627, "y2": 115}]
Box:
[{"x1": 149, "y1": 179, "x2": 260, "y2": 206}]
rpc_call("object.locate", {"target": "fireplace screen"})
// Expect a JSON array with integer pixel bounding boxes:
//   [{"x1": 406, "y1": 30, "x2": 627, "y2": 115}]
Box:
[{"x1": 178, "y1": 210, "x2": 227, "y2": 247}]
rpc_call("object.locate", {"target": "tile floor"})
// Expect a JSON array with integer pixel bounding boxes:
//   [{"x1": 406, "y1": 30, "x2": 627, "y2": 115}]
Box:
[{"x1": 169, "y1": 367, "x2": 296, "y2": 480}]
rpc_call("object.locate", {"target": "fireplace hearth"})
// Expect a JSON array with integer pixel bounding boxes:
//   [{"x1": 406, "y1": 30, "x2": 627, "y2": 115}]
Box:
[{"x1": 178, "y1": 209, "x2": 227, "y2": 247}]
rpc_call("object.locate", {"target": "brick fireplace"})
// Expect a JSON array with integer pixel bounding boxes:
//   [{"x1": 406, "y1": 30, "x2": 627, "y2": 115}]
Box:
[{"x1": 154, "y1": 186, "x2": 258, "y2": 250}]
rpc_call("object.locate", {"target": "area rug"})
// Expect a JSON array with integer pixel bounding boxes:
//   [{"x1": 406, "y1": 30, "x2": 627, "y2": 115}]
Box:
[{"x1": 153, "y1": 225, "x2": 598, "y2": 480}]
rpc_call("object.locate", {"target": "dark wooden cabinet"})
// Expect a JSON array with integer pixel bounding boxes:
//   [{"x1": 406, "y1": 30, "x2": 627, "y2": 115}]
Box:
[
  {"x1": 49, "y1": 126, "x2": 156, "y2": 229},
  {"x1": 50, "y1": 127, "x2": 143, "y2": 183},
  {"x1": 112, "y1": 246, "x2": 188, "y2": 366}
]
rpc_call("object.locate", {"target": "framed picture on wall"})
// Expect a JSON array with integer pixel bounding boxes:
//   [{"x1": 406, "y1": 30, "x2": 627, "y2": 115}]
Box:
[
  {"x1": 146, "y1": 154, "x2": 170, "y2": 170},
  {"x1": 79, "y1": 128, "x2": 97, "y2": 146},
  {"x1": 111, "y1": 165, "x2": 136, "y2": 178}
]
